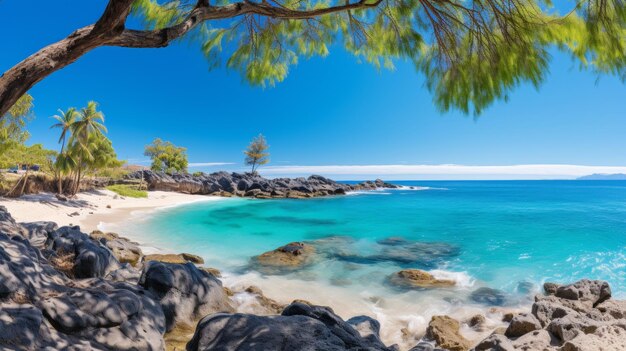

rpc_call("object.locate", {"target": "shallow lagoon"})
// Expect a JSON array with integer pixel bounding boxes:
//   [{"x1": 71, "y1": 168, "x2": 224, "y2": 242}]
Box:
[{"x1": 110, "y1": 180, "x2": 626, "y2": 348}]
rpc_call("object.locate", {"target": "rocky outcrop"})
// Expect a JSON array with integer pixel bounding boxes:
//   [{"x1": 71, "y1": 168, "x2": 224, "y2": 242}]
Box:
[
  {"x1": 91, "y1": 230, "x2": 143, "y2": 266},
  {"x1": 389, "y1": 269, "x2": 456, "y2": 289},
  {"x1": 138, "y1": 261, "x2": 234, "y2": 332},
  {"x1": 0, "y1": 228, "x2": 165, "y2": 350},
  {"x1": 252, "y1": 242, "x2": 316, "y2": 273},
  {"x1": 124, "y1": 170, "x2": 398, "y2": 198},
  {"x1": 187, "y1": 302, "x2": 398, "y2": 351},
  {"x1": 474, "y1": 279, "x2": 626, "y2": 351},
  {"x1": 425, "y1": 315, "x2": 472, "y2": 351}
]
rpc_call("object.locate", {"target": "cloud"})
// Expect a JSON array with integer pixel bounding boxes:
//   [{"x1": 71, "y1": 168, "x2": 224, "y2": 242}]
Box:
[
  {"x1": 188, "y1": 162, "x2": 235, "y2": 167},
  {"x1": 258, "y1": 164, "x2": 626, "y2": 180}
]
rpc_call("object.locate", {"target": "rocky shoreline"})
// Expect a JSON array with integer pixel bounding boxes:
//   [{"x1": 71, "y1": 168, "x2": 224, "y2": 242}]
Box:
[
  {"x1": 124, "y1": 170, "x2": 401, "y2": 198},
  {"x1": 1, "y1": 205, "x2": 625, "y2": 351}
]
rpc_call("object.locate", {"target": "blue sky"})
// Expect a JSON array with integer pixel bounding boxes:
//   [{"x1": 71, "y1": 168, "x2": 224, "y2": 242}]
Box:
[{"x1": 1, "y1": 1, "x2": 625, "y2": 179}]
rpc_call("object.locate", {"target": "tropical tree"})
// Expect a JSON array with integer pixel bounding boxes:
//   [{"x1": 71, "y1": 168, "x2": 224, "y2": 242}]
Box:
[
  {"x1": 0, "y1": 0, "x2": 624, "y2": 117},
  {"x1": 1, "y1": 94, "x2": 34, "y2": 153},
  {"x1": 244, "y1": 134, "x2": 270, "y2": 173},
  {"x1": 51, "y1": 108, "x2": 79, "y2": 153},
  {"x1": 144, "y1": 138, "x2": 189, "y2": 173}
]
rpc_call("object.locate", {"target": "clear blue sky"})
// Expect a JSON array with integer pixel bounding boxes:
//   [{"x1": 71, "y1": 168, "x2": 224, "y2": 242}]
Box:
[{"x1": 1, "y1": 1, "x2": 625, "y2": 179}]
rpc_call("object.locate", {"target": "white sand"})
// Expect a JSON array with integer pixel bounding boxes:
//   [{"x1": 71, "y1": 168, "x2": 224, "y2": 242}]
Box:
[{"x1": 0, "y1": 190, "x2": 217, "y2": 233}]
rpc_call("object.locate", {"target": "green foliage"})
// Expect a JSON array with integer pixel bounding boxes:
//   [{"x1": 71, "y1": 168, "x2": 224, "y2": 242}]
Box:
[
  {"x1": 1, "y1": 94, "x2": 34, "y2": 152},
  {"x1": 244, "y1": 134, "x2": 270, "y2": 172},
  {"x1": 0, "y1": 143, "x2": 56, "y2": 170},
  {"x1": 131, "y1": 0, "x2": 626, "y2": 114},
  {"x1": 106, "y1": 184, "x2": 148, "y2": 198},
  {"x1": 192, "y1": 171, "x2": 205, "y2": 176},
  {"x1": 144, "y1": 138, "x2": 189, "y2": 173}
]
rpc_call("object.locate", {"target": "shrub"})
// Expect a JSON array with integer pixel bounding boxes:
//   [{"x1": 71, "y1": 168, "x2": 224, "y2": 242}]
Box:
[{"x1": 106, "y1": 184, "x2": 148, "y2": 198}]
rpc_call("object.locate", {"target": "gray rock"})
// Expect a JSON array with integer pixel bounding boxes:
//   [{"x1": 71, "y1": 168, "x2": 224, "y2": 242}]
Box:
[
  {"x1": 543, "y1": 282, "x2": 560, "y2": 295},
  {"x1": 139, "y1": 261, "x2": 234, "y2": 332},
  {"x1": 21, "y1": 221, "x2": 58, "y2": 247},
  {"x1": 555, "y1": 279, "x2": 611, "y2": 307},
  {"x1": 504, "y1": 313, "x2": 541, "y2": 337},
  {"x1": 470, "y1": 287, "x2": 508, "y2": 306},
  {"x1": 187, "y1": 302, "x2": 396, "y2": 351},
  {"x1": 473, "y1": 334, "x2": 514, "y2": 351}
]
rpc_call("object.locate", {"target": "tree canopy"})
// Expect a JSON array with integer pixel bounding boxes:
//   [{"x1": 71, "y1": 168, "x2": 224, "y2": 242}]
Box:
[
  {"x1": 244, "y1": 134, "x2": 270, "y2": 172},
  {"x1": 144, "y1": 138, "x2": 189, "y2": 173},
  {"x1": 0, "y1": 0, "x2": 624, "y2": 117}
]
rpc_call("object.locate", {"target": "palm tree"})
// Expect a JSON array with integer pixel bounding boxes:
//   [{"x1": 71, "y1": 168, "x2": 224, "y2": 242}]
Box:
[
  {"x1": 69, "y1": 101, "x2": 106, "y2": 194},
  {"x1": 50, "y1": 107, "x2": 78, "y2": 153},
  {"x1": 51, "y1": 107, "x2": 78, "y2": 194}
]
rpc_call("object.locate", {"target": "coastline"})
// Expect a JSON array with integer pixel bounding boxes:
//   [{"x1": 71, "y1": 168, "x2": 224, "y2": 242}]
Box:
[{"x1": 0, "y1": 190, "x2": 220, "y2": 233}]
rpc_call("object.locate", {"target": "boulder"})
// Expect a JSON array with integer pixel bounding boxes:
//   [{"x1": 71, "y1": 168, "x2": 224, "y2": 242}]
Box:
[
  {"x1": 21, "y1": 221, "x2": 58, "y2": 247},
  {"x1": 554, "y1": 279, "x2": 611, "y2": 308},
  {"x1": 0, "y1": 206, "x2": 26, "y2": 237},
  {"x1": 253, "y1": 242, "x2": 315, "y2": 272},
  {"x1": 186, "y1": 302, "x2": 397, "y2": 351},
  {"x1": 91, "y1": 231, "x2": 143, "y2": 266},
  {"x1": 473, "y1": 334, "x2": 514, "y2": 351},
  {"x1": 389, "y1": 269, "x2": 455, "y2": 289},
  {"x1": 138, "y1": 261, "x2": 234, "y2": 332},
  {"x1": 504, "y1": 313, "x2": 541, "y2": 337},
  {"x1": 426, "y1": 315, "x2": 472, "y2": 351}
]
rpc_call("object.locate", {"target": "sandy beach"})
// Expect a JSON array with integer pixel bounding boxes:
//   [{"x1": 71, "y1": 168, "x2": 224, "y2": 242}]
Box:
[{"x1": 0, "y1": 190, "x2": 216, "y2": 233}]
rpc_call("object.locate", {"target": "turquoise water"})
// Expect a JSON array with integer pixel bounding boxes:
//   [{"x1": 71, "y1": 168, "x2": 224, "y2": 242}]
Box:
[{"x1": 114, "y1": 180, "x2": 626, "y2": 347}]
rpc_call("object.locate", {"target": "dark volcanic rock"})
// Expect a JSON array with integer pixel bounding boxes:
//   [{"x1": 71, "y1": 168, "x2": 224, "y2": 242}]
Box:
[
  {"x1": 186, "y1": 302, "x2": 397, "y2": 351},
  {"x1": 139, "y1": 261, "x2": 234, "y2": 332},
  {"x1": 0, "y1": 225, "x2": 165, "y2": 350},
  {"x1": 124, "y1": 170, "x2": 399, "y2": 199}
]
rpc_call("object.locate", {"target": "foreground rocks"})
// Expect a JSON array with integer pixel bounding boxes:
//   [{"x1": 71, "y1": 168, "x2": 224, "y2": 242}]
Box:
[
  {"x1": 187, "y1": 302, "x2": 399, "y2": 351},
  {"x1": 474, "y1": 279, "x2": 626, "y2": 351},
  {"x1": 124, "y1": 170, "x2": 399, "y2": 198}
]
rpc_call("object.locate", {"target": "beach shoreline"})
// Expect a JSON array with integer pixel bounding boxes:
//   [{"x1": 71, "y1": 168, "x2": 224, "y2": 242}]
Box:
[{"x1": 0, "y1": 190, "x2": 219, "y2": 233}]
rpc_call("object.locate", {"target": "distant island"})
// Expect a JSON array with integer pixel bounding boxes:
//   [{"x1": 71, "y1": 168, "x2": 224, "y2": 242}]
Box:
[{"x1": 577, "y1": 173, "x2": 626, "y2": 180}]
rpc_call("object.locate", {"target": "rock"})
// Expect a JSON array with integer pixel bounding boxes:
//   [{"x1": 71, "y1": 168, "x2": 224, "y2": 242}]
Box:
[
  {"x1": 187, "y1": 302, "x2": 397, "y2": 351},
  {"x1": 389, "y1": 269, "x2": 456, "y2": 289},
  {"x1": 0, "y1": 205, "x2": 26, "y2": 237},
  {"x1": 91, "y1": 230, "x2": 143, "y2": 266},
  {"x1": 555, "y1": 279, "x2": 611, "y2": 307},
  {"x1": 470, "y1": 287, "x2": 507, "y2": 306},
  {"x1": 200, "y1": 266, "x2": 222, "y2": 277},
  {"x1": 20, "y1": 221, "x2": 58, "y2": 247},
  {"x1": 347, "y1": 315, "x2": 387, "y2": 347},
  {"x1": 502, "y1": 312, "x2": 515, "y2": 322},
  {"x1": 333, "y1": 240, "x2": 460, "y2": 268},
  {"x1": 473, "y1": 334, "x2": 514, "y2": 351},
  {"x1": 468, "y1": 314, "x2": 486, "y2": 330},
  {"x1": 0, "y1": 229, "x2": 165, "y2": 350},
  {"x1": 253, "y1": 242, "x2": 315, "y2": 272},
  {"x1": 504, "y1": 313, "x2": 541, "y2": 337},
  {"x1": 235, "y1": 285, "x2": 285, "y2": 315},
  {"x1": 544, "y1": 282, "x2": 560, "y2": 295},
  {"x1": 138, "y1": 261, "x2": 234, "y2": 332},
  {"x1": 124, "y1": 170, "x2": 399, "y2": 199},
  {"x1": 426, "y1": 315, "x2": 472, "y2": 351},
  {"x1": 45, "y1": 225, "x2": 121, "y2": 278},
  {"x1": 143, "y1": 252, "x2": 204, "y2": 265}
]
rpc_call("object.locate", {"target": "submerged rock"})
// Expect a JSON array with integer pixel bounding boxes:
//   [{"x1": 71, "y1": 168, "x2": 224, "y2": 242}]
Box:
[
  {"x1": 470, "y1": 287, "x2": 508, "y2": 306},
  {"x1": 333, "y1": 240, "x2": 460, "y2": 268},
  {"x1": 252, "y1": 242, "x2": 316, "y2": 273},
  {"x1": 389, "y1": 269, "x2": 456, "y2": 289}
]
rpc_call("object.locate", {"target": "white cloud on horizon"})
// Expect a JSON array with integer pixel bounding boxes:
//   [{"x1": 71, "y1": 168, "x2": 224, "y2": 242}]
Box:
[
  {"x1": 188, "y1": 162, "x2": 235, "y2": 167},
  {"x1": 258, "y1": 164, "x2": 626, "y2": 180}
]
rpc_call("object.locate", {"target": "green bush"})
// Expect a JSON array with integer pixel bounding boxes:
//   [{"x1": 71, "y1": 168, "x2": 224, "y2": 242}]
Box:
[{"x1": 106, "y1": 184, "x2": 148, "y2": 198}]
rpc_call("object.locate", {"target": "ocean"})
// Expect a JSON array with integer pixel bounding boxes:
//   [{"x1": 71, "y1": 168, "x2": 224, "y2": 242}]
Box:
[{"x1": 107, "y1": 180, "x2": 626, "y2": 348}]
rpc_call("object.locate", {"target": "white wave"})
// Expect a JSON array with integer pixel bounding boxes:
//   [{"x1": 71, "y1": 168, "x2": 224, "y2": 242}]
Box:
[{"x1": 429, "y1": 269, "x2": 476, "y2": 289}]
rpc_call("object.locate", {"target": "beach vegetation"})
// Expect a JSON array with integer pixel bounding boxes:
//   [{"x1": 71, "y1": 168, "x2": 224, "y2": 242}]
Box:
[
  {"x1": 0, "y1": 1, "x2": 624, "y2": 117},
  {"x1": 49, "y1": 102, "x2": 124, "y2": 196},
  {"x1": 244, "y1": 134, "x2": 270, "y2": 173},
  {"x1": 144, "y1": 138, "x2": 189, "y2": 174},
  {"x1": 106, "y1": 184, "x2": 148, "y2": 198}
]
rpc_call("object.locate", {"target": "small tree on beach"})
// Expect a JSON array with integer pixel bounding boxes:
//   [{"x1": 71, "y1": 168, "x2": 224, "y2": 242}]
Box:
[
  {"x1": 144, "y1": 138, "x2": 188, "y2": 174},
  {"x1": 244, "y1": 134, "x2": 270, "y2": 173}
]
